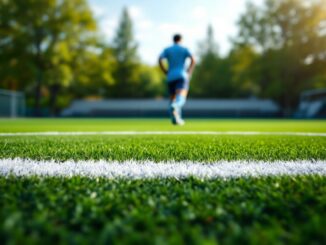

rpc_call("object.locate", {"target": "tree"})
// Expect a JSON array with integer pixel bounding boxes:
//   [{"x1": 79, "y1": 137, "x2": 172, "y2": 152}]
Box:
[
  {"x1": 228, "y1": 44, "x2": 259, "y2": 97},
  {"x1": 111, "y1": 7, "x2": 141, "y2": 98},
  {"x1": 191, "y1": 25, "x2": 233, "y2": 98},
  {"x1": 0, "y1": 0, "x2": 97, "y2": 116},
  {"x1": 235, "y1": 0, "x2": 326, "y2": 114},
  {"x1": 198, "y1": 25, "x2": 219, "y2": 58},
  {"x1": 0, "y1": 0, "x2": 34, "y2": 91},
  {"x1": 136, "y1": 65, "x2": 165, "y2": 98},
  {"x1": 70, "y1": 44, "x2": 116, "y2": 99}
]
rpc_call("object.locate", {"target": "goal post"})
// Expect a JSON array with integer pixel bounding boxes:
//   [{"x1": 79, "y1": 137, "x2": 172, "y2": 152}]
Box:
[{"x1": 0, "y1": 89, "x2": 26, "y2": 117}]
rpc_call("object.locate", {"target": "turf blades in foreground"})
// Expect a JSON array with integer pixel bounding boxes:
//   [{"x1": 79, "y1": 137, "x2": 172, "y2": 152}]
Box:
[{"x1": 1, "y1": 176, "x2": 325, "y2": 244}]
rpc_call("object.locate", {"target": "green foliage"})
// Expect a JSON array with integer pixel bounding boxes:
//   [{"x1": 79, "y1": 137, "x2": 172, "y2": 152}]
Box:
[
  {"x1": 234, "y1": 0, "x2": 326, "y2": 112},
  {"x1": 198, "y1": 25, "x2": 219, "y2": 58},
  {"x1": 111, "y1": 8, "x2": 141, "y2": 98},
  {"x1": 112, "y1": 8, "x2": 138, "y2": 64},
  {"x1": 191, "y1": 25, "x2": 234, "y2": 98},
  {"x1": 0, "y1": 0, "x2": 101, "y2": 115},
  {"x1": 0, "y1": 176, "x2": 325, "y2": 244},
  {"x1": 1, "y1": 0, "x2": 326, "y2": 114},
  {"x1": 191, "y1": 0, "x2": 326, "y2": 111},
  {"x1": 0, "y1": 2, "x2": 164, "y2": 106},
  {"x1": 136, "y1": 65, "x2": 165, "y2": 98},
  {"x1": 229, "y1": 45, "x2": 260, "y2": 97},
  {"x1": 70, "y1": 45, "x2": 116, "y2": 98}
]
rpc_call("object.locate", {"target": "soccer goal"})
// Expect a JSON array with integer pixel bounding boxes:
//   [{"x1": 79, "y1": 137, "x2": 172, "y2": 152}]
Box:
[{"x1": 0, "y1": 89, "x2": 26, "y2": 117}]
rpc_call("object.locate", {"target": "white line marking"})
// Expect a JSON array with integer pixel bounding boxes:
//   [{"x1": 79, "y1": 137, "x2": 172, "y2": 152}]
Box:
[
  {"x1": 0, "y1": 131, "x2": 325, "y2": 137},
  {"x1": 0, "y1": 158, "x2": 325, "y2": 179}
]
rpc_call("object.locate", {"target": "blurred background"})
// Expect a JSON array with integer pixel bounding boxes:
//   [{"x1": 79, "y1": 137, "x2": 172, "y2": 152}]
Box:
[{"x1": 0, "y1": 0, "x2": 325, "y2": 118}]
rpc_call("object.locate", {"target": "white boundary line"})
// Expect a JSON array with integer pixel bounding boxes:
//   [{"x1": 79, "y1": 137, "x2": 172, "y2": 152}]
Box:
[
  {"x1": 1, "y1": 158, "x2": 325, "y2": 179},
  {"x1": 0, "y1": 131, "x2": 326, "y2": 137}
]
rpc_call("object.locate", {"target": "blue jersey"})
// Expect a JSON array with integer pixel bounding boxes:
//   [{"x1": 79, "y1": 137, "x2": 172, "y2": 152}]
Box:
[{"x1": 159, "y1": 44, "x2": 192, "y2": 82}]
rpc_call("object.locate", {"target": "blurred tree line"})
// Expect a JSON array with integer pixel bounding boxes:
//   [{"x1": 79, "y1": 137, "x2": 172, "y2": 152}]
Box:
[
  {"x1": 0, "y1": 0, "x2": 163, "y2": 116},
  {"x1": 0, "y1": 0, "x2": 325, "y2": 116},
  {"x1": 192, "y1": 0, "x2": 326, "y2": 114}
]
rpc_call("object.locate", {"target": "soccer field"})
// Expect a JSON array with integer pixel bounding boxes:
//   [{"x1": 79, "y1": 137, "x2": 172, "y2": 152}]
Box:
[{"x1": 0, "y1": 119, "x2": 325, "y2": 244}]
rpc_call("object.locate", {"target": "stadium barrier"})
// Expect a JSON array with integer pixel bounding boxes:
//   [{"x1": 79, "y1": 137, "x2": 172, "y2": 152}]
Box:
[
  {"x1": 0, "y1": 89, "x2": 26, "y2": 117},
  {"x1": 61, "y1": 98, "x2": 280, "y2": 118}
]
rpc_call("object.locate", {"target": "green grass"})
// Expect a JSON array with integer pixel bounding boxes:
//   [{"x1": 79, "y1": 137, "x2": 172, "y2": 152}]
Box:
[
  {"x1": 0, "y1": 118, "x2": 325, "y2": 132},
  {"x1": 1, "y1": 176, "x2": 325, "y2": 244},
  {"x1": 0, "y1": 119, "x2": 325, "y2": 244},
  {"x1": 1, "y1": 135, "x2": 325, "y2": 161}
]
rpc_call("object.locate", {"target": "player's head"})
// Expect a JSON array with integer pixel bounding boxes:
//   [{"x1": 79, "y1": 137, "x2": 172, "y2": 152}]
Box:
[{"x1": 173, "y1": 34, "x2": 182, "y2": 43}]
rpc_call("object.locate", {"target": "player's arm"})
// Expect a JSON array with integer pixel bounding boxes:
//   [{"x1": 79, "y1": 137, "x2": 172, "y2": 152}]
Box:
[
  {"x1": 158, "y1": 49, "x2": 168, "y2": 75},
  {"x1": 187, "y1": 55, "x2": 196, "y2": 75},
  {"x1": 158, "y1": 57, "x2": 168, "y2": 75}
]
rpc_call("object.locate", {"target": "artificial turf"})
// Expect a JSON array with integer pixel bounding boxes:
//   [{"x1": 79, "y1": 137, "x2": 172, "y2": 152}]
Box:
[
  {"x1": 0, "y1": 176, "x2": 325, "y2": 244},
  {"x1": 0, "y1": 119, "x2": 325, "y2": 133},
  {"x1": 0, "y1": 119, "x2": 325, "y2": 244},
  {"x1": 0, "y1": 135, "x2": 325, "y2": 161}
]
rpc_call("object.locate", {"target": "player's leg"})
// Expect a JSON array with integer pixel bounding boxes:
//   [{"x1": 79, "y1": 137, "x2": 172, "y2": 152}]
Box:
[
  {"x1": 172, "y1": 89, "x2": 188, "y2": 111},
  {"x1": 168, "y1": 81, "x2": 177, "y2": 124},
  {"x1": 170, "y1": 78, "x2": 189, "y2": 125},
  {"x1": 171, "y1": 89, "x2": 187, "y2": 125}
]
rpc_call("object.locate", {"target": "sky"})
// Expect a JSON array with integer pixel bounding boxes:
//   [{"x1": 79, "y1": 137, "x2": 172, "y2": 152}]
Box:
[{"x1": 88, "y1": 0, "x2": 264, "y2": 65}]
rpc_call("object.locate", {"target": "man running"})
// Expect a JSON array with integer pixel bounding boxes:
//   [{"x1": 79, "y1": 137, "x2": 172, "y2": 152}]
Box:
[{"x1": 159, "y1": 34, "x2": 195, "y2": 125}]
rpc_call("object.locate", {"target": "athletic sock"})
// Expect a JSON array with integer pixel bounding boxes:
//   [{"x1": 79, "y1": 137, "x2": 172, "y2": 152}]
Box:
[
  {"x1": 171, "y1": 94, "x2": 186, "y2": 110},
  {"x1": 171, "y1": 94, "x2": 186, "y2": 119}
]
